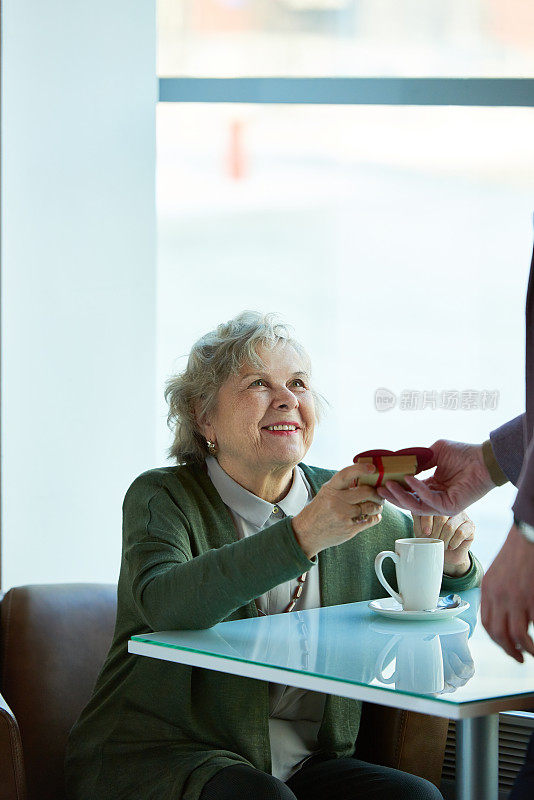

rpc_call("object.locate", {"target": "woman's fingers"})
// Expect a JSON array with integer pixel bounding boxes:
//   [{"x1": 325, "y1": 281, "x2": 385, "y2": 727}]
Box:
[
  {"x1": 434, "y1": 513, "x2": 473, "y2": 550},
  {"x1": 339, "y1": 495, "x2": 383, "y2": 518},
  {"x1": 413, "y1": 509, "x2": 475, "y2": 557},
  {"x1": 328, "y1": 464, "x2": 386, "y2": 527},
  {"x1": 330, "y1": 463, "x2": 376, "y2": 490},
  {"x1": 420, "y1": 516, "x2": 435, "y2": 536},
  {"x1": 357, "y1": 511, "x2": 383, "y2": 526},
  {"x1": 448, "y1": 521, "x2": 475, "y2": 550},
  {"x1": 412, "y1": 514, "x2": 434, "y2": 537},
  {"x1": 338, "y1": 498, "x2": 382, "y2": 526},
  {"x1": 426, "y1": 515, "x2": 458, "y2": 547},
  {"x1": 353, "y1": 500, "x2": 384, "y2": 517},
  {"x1": 345, "y1": 485, "x2": 384, "y2": 505}
]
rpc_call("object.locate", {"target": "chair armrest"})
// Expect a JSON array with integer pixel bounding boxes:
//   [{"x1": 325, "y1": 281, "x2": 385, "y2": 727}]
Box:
[
  {"x1": 354, "y1": 703, "x2": 448, "y2": 788},
  {"x1": 0, "y1": 691, "x2": 27, "y2": 800}
]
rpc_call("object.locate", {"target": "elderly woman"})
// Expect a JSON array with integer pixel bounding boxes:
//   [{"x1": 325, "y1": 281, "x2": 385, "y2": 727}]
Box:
[{"x1": 66, "y1": 311, "x2": 482, "y2": 800}]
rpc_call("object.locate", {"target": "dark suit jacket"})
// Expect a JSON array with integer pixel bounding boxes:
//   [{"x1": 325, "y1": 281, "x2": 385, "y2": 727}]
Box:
[{"x1": 489, "y1": 242, "x2": 534, "y2": 525}]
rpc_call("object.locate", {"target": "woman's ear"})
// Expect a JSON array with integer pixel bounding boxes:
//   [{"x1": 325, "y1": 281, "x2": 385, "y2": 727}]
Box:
[
  {"x1": 193, "y1": 402, "x2": 206, "y2": 437},
  {"x1": 194, "y1": 402, "x2": 215, "y2": 445}
]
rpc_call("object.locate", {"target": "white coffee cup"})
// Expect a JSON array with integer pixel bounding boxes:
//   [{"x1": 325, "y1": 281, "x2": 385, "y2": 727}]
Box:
[
  {"x1": 375, "y1": 632, "x2": 445, "y2": 693},
  {"x1": 374, "y1": 538, "x2": 444, "y2": 611}
]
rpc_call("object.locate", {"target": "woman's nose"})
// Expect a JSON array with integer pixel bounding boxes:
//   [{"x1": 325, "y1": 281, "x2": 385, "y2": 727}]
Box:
[{"x1": 273, "y1": 387, "x2": 298, "y2": 409}]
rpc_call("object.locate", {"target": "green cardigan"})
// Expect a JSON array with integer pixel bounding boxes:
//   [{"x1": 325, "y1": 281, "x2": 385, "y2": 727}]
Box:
[{"x1": 65, "y1": 462, "x2": 482, "y2": 800}]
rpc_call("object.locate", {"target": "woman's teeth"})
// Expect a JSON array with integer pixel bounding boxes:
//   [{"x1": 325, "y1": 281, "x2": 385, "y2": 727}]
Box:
[{"x1": 266, "y1": 425, "x2": 297, "y2": 431}]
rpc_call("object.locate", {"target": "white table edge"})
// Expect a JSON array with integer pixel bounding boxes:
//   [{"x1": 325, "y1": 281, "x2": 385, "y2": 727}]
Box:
[{"x1": 128, "y1": 639, "x2": 534, "y2": 720}]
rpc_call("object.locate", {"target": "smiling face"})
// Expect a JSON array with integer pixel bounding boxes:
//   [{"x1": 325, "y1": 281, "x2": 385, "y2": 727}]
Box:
[{"x1": 199, "y1": 341, "x2": 316, "y2": 494}]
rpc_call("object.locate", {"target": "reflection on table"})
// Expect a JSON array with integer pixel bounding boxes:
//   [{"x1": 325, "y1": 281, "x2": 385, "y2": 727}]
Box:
[{"x1": 142, "y1": 591, "x2": 480, "y2": 699}]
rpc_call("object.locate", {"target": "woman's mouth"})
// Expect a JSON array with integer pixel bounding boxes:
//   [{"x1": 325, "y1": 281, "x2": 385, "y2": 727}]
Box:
[{"x1": 262, "y1": 424, "x2": 300, "y2": 436}]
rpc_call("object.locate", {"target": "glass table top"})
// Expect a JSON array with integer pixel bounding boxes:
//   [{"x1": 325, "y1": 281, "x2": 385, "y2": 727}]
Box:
[{"x1": 131, "y1": 589, "x2": 534, "y2": 714}]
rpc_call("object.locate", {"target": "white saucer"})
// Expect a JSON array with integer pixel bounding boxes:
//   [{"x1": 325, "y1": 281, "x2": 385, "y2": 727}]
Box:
[{"x1": 368, "y1": 597, "x2": 470, "y2": 622}]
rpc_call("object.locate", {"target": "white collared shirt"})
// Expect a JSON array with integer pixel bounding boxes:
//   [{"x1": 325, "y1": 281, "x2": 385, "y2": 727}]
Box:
[{"x1": 206, "y1": 456, "x2": 326, "y2": 781}]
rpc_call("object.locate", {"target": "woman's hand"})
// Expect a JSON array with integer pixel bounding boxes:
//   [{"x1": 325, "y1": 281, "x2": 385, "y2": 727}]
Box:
[
  {"x1": 412, "y1": 511, "x2": 475, "y2": 577},
  {"x1": 292, "y1": 463, "x2": 384, "y2": 559},
  {"x1": 440, "y1": 630, "x2": 475, "y2": 693}
]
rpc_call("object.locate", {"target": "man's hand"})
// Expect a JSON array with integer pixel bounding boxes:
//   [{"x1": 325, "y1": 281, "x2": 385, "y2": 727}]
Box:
[
  {"x1": 376, "y1": 439, "x2": 496, "y2": 516},
  {"x1": 481, "y1": 524, "x2": 534, "y2": 663},
  {"x1": 412, "y1": 511, "x2": 474, "y2": 576}
]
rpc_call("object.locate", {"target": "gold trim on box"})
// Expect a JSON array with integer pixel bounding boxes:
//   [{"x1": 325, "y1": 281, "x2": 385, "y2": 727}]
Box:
[{"x1": 356, "y1": 455, "x2": 418, "y2": 488}]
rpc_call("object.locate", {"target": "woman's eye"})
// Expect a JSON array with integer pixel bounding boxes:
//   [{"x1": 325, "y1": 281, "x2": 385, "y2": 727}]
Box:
[{"x1": 249, "y1": 378, "x2": 305, "y2": 388}]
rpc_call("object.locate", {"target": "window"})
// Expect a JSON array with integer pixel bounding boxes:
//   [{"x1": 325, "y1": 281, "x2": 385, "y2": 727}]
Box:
[{"x1": 156, "y1": 3, "x2": 534, "y2": 569}]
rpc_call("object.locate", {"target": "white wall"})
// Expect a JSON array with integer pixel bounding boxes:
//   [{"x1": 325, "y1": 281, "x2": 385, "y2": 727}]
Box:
[{"x1": 1, "y1": 1, "x2": 157, "y2": 588}]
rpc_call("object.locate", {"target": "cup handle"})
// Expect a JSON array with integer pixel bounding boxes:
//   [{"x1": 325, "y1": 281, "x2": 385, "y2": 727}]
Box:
[
  {"x1": 374, "y1": 551, "x2": 403, "y2": 605},
  {"x1": 375, "y1": 635, "x2": 401, "y2": 684}
]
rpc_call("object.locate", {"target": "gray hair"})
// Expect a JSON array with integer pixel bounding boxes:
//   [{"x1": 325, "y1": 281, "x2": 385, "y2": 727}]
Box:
[{"x1": 164, "y1": 310, "x2": 326, "y2": 464}]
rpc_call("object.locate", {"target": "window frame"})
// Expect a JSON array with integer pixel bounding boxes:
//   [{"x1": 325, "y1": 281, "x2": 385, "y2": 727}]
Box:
[{"x1": 159, "y1": 77, "x2": 534, "y2": 106}]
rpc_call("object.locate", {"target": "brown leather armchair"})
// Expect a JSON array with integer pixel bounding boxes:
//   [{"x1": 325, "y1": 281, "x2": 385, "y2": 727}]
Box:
[{"x1": 0, "y1": 584, "x2": 448, "y2": 800}]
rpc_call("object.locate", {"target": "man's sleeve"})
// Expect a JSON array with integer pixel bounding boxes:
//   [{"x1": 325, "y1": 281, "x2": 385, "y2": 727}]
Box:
[
  {"x1": 512, "y1": 438, "x2": 534, "y2": 527},
  {"x1": 486, "y1": 414, "x2": 526, "y2": 486},
  {"x1": 485, "y1": 413, "x2": 534, "y2": 526}
]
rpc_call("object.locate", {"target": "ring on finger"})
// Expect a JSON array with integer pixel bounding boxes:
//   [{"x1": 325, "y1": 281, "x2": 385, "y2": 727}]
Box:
[{"x1": 352, "y1": 503, "x2": 369, "y2": 524}]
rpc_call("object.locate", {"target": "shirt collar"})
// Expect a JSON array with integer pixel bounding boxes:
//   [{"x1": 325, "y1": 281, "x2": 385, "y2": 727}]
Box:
[{"x1": 206, "y1": 456, "x2": 310, "y2": 528}]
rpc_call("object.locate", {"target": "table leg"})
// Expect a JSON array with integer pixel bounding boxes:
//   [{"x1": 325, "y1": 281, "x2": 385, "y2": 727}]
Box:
[{"x1": 456, "y1": 714, "x2": 499, "y2": 800}]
